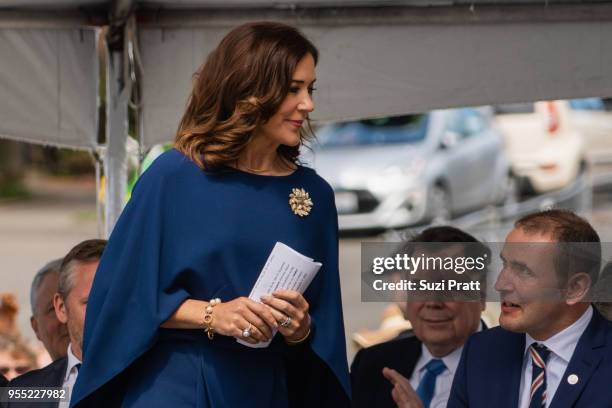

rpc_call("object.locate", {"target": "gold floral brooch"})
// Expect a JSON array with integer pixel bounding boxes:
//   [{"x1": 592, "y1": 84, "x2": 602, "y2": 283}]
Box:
[{"x1": 289, "y1": 188, "x2": 313, "y2": 217}]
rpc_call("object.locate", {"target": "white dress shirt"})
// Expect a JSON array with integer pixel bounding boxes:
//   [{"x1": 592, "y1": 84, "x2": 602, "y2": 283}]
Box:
[
  {"x1": 517, "y1": 306, "x2": 593, "y2": 408},
  {"x1": 409, "y1": 323, "x2": 483, "y2": 408},
  {"x1": 59, "y1": 344, "x2": 81, "y2": 408}
]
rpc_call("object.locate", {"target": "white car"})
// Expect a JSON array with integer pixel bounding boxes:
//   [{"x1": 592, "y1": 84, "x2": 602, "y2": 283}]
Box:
[
  {"x1": 568, "y1": 98, "x2": 612, "y2": 164},
  {"x1": 495, "y1": 100, "x2": 586, "y2": 194}
]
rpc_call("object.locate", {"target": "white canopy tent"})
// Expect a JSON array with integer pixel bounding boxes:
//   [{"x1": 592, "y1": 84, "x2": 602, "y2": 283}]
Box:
[{"x1": 2, "y1": 0, "x2": 612, "y2": 236}]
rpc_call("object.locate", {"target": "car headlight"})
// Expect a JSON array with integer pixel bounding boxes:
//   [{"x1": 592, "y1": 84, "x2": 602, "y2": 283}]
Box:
[
  {"x1": 385, "y1": 161, "x2": 426, "y2": 178},
  {"x1": 367, "y1": 161, "x2": 426, "y2": 195}
]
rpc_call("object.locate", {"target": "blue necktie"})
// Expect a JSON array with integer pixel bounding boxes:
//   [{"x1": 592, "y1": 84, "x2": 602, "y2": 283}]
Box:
[
  {"x1": 529, "y1": 343, "x2": 551, "y2": 408},
  {"x1": 416, "y1": 359, "x2": 447, "y2": 408}
]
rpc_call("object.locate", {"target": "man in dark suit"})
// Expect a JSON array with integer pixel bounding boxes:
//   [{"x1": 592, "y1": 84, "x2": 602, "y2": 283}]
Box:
[
  {"x1": 6, "y1": 240, "x2": 106, "y2": 408},
  {"x1": 449, "y1": 209, "x2": 612, "y2": 408},
  {"x1": 351, "y1": 226, "x2": 490, "y2": 408},
  {"x1": 1, "y1": 373, "x2": 7, "y2": 386}
]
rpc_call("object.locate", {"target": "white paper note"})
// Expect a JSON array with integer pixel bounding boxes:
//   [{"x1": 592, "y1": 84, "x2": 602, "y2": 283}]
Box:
[{"x1": 237, "y1": 242, "x2": 322, "y2": 348}]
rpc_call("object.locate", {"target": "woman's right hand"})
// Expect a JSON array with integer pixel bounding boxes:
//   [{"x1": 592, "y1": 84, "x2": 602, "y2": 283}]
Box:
[{"x1": 212, "y1": 297, "x2": 278, "y2": 344}]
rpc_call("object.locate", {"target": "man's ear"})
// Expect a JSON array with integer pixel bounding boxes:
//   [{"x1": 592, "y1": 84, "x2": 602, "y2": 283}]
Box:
[
  {"x1": 565, "y1": 272, "x2": 592, "y2": 305},
  {"x1": 53, "y1": 293, "x2": 68, "y2": 324},
  {"x1": 30, "y1": 315, "x2": 42, "y2": 341}
]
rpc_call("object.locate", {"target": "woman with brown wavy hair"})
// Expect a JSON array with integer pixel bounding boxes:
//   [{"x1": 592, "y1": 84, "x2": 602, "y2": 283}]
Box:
[{"x1": 72, "y1": 22, "x2": 350, "y2": 408}]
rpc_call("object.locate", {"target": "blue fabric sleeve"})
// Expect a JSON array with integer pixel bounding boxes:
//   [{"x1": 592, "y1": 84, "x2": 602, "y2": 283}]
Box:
[{"x1": 71, "y1": 157, "x2": 191, "y2": 407}]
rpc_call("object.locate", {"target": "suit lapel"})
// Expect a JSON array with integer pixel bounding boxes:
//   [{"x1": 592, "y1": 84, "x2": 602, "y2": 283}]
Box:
[
  {"x1": 550, "y1": 311, "x2": 607, "y2": 408},
  {"x1": 44, "y1": 357, "x2": 67, "y2": 408},
  {"x1": 404, "y1": 336, "x2": 423, "y2": 378},
  {"x1": 481, "y1": 319, "x2": 489, "y2": 331},
  {"x1": 508, "y1": 332, "x2": 525, "y2": 408},
  {"x1": 47, "y1": 358, "x2": 67, "y2": 408},
  {"x1": 47, "y1": 357, "x2": 68, "y2": 387}
]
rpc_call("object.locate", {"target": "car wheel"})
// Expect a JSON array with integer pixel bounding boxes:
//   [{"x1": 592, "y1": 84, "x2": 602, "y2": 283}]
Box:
[{"x1": 430, "y1": 184, "x2": 451, "y2": 224}]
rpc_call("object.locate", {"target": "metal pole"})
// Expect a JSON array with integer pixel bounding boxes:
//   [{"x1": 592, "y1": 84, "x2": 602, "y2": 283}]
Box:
[{"x1": 103, "y1": 46, "x2": 129, "y2": 237}]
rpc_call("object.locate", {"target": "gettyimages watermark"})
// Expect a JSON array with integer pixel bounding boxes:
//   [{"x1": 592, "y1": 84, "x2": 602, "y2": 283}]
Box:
[{"x1": 361, "y1": 241, "x2": 612, "y2": 303}]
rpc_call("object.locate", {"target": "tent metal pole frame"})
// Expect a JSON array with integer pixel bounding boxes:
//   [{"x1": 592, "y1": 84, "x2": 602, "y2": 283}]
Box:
[
  {"x1": 102, "y1": 0, "x2": 135, "y2": 237},
  {"x1": 103, "y1": 45, "x2": 129, "y2": 238}
]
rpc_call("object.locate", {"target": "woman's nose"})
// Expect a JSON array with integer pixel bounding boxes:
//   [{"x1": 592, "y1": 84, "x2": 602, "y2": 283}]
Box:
[{"x1": 298, "y1": 93, "x2": 314, "y2": 113}]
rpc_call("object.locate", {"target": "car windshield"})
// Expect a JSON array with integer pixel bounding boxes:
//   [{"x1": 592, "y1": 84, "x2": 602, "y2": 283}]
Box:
[{"x1": 315, "y1": 114, "x2": 429, "y2": 148}]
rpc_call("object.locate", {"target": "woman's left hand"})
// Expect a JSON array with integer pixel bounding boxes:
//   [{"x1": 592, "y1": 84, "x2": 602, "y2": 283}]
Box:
[{"x1": 261, "y1": 290, "x2": 310, "y2": 342}]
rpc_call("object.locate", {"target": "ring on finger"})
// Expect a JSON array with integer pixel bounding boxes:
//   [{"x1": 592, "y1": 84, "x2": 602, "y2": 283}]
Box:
[
  {"x1": 279, "y1": 316, "x2": 292, "y2": 328},
  {"x1": 242, "y1": 323, "x2": 253, "y2": 338}
]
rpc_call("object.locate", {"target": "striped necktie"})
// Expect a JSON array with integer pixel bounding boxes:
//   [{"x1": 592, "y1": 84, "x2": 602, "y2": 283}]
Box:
[
  {"x1": 416, "y1": 359, "x2": 446, "y2": 408},
  {"x1": 529, "y1": 343, "x2": 551, "y2": 408}
]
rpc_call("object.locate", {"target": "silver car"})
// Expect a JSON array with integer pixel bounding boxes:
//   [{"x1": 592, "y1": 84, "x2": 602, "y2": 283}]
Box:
[{"x1": 304, "y1": 107, "x2": 511, "y2": 231}]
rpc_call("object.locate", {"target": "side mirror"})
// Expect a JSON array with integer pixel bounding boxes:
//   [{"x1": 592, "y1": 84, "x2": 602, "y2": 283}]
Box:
[{"x1": 440, "y1": 131, "x2": 460, "y2": 150}]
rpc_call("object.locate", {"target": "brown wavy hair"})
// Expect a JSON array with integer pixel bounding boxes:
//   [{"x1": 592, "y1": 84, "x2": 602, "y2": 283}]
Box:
[{"x1": 175, "y1": 22, "x2": 319, "y2": 171}]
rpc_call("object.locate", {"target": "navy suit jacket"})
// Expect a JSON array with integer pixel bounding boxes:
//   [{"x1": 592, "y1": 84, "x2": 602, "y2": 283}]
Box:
[
  {"x1": 448, "y1": 309, "x2": 612, "y2": 408},
  {"x1": 351, "y1": 322, "x2": 487, "y2": 408},
  {"x1": 350, "y1": 332, "x2": 422, "y2": 408}
]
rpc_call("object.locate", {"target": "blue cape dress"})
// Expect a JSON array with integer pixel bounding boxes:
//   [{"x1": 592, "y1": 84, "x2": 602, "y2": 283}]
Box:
[{"x1": 70, "y1": 149, "x2": 350, "y2": 407}]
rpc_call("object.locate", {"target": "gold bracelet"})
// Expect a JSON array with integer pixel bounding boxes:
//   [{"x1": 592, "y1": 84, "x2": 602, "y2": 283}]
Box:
[
  {"x1": 203, "y1": 298, "x2": 221, "y2": 340},
  {"x1": 285, "y1": 327, "x2": 311, "y2": 345}
]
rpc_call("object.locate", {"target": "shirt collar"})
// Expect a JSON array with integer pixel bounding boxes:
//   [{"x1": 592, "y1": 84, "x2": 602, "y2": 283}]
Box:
[
  {"x1": 64, "y1": 343, "x2": 82, "y2": 382},
  {"x1": 416, "y1": 321, "x2": 483, "y2": 376},
  {"x1": 524, "y1": 305, "x2": 593, "y2": 363}
]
